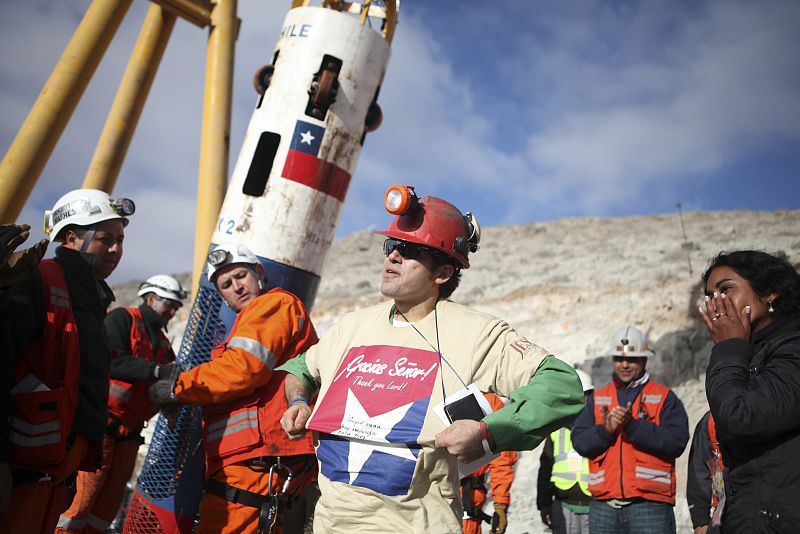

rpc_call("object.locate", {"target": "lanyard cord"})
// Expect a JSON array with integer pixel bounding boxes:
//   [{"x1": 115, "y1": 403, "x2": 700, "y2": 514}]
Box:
[{"x1": 395, "y1": 303, "x2": 466, "y2": 403}]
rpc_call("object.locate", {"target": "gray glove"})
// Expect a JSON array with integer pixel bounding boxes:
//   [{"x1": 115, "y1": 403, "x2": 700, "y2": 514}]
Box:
[
  {"x1": 153, "y1": 362, "x2": 178, "y2": 381},
  {"x1": 148, "y1": 379, "x2": 182, "y2": 428},
  {"x1": 0, "y1": 224, "x2": 48, "y2": 287}
]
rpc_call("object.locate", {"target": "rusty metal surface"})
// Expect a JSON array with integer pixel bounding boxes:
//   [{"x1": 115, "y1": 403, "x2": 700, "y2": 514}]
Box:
[{"x1": 210, "y1": 6, "x2": 391, "y2": 277}]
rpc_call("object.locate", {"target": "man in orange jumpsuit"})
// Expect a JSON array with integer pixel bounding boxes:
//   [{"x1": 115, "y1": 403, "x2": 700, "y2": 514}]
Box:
[
  {"x1": 150, "y1": 243, "x2": 318, "y2": 533},
  {"x1": 0, "y1": 189, "x2": 134, "y2": 533},
  {"x1": 461, "y1": 393, "x2": 517, "y2": 534},
  {"x1": 56, "y1": 275, "x2": 187, "y2": 532}
]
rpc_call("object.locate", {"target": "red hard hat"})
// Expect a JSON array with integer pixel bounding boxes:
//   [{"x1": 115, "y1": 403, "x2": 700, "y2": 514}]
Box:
[{"x1": 376, "y1": 188, "x2": 479, "y2": 268}]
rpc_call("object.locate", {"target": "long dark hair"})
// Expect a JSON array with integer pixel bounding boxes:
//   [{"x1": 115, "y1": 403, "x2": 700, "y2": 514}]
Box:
[{"x1": 702, "y1": 250, "x2": 800, "y2": 317}]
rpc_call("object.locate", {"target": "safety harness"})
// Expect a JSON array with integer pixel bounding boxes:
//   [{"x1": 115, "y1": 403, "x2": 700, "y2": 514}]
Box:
[
  {"x1": 204, "y1": 456, "x2": 314, "y2": 534},
  {"x1": 460, "y1": 474, "x2": 492, "y2": 524}
]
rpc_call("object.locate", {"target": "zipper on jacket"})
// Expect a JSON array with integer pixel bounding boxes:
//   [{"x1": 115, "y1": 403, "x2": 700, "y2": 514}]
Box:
[
  {"x1": 618, "y1": 385, "x2": 640, "y2": 499},
  {"x1": 619, "y1": 429, "x2": 625, "y2": 498}
]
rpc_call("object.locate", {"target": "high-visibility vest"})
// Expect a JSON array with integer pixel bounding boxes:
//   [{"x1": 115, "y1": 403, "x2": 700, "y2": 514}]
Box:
[
  {"x1": 202, "y1": 290, "x2": 318, "y2": 475},
  {"x1": 588, "y1": 380, "x2": 676, "y2": 504},
  {"x1": 107, "y1": 307, "x2": 174, "y2": 433},
  {"x1": 550, "y1": 427, "x2": 591, "y2": 496},
  {"x1": 10, "y1": 260, "x2": 81, "y2": 474},
  {"x1": 708, "y1": 413, "x2": 725, "y2": 517}
]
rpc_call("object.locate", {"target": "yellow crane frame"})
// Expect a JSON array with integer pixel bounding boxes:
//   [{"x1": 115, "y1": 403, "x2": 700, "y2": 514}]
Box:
[{"x1": 0, "y1": 0, "x2": 397, "y2": 290}]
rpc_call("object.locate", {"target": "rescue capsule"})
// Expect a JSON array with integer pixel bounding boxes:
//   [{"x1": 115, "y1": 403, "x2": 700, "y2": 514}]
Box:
[
  {"x1": 211, "y1": 3, "x2": 395, "y2": 307},
  {"x1": 127, "y1": 3, "x2": 397, "y2": 532}
]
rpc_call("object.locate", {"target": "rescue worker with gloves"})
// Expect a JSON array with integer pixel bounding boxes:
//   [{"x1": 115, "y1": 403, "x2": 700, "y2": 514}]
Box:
[
  {"x1": 571, "y1": 325, "x2": 689, "y2": 534},
  {"x1": 56, "y1": 275, "x2": 186, "y2": 532},
  {"x1": 0, "y1": 222, "x2": 49, "y2": 517},
  {"x1": 461, "y1": 392, "x2": 517, "y2": 534},
  {"x1": 537, "y1": 368, "x2": 594, "y2": 534},
  {"x1": 0, "y1": 188, "x2": 134, "y2": 533},
  {"x1": 279, "y1": 185, "x2": 584, "y2": 533},
  {"x1": 150, "y1": 243, "x2": 318, "y2": 533}
]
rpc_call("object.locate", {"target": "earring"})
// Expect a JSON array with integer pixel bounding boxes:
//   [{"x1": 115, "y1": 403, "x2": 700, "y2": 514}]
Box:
[
  {"x1": 257, "y1": 280, "x2": 264, "y2": 291},
  {"x1": 769, "y1": 301, "x2": 774, "y2": 313}
]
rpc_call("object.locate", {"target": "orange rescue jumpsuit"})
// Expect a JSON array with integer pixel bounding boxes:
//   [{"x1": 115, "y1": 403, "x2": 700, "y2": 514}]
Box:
[
  {"x1": 174, "y1": 289, "x2": 318, "y2": 534},
  {"x1": 461, "y1": 393, "x2": 517, "y2": 534}
]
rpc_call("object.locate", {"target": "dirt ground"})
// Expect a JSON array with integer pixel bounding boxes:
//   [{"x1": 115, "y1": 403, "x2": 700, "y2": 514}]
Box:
[{"x1": 113, "y1": 208, "x2": 800, "y2": 533}]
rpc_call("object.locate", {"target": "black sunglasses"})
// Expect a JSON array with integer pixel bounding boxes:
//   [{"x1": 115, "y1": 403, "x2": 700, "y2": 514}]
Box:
[
  {"x1": 383, "y1": 238, "x2": 447, "y2": 261},
  {"x1": 612, "y1": 356, "x2": 645, "y2": 362}
]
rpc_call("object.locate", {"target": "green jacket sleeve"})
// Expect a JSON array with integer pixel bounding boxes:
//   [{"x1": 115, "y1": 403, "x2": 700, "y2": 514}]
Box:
[
  {"x1": 483, "y1": 355, "x2": 584, "y2": 452},
  {"x1": 276, "y1": 353, "x2": 318, "y2": 393}
]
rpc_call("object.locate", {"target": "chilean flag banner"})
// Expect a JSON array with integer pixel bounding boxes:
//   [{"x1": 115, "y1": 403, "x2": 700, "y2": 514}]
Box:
[
  {"x1": 309, "y1": 345, "x2": 440, "y2": 495},
  {"x1": 280, "y1": 119, "x2": 351, "y2": 202}
]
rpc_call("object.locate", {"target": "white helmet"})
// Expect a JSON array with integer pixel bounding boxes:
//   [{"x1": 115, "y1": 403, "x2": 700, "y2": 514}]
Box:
[
  {"x1": 575, "y1": 369, "x2": 594, "y2": 392},
  {"x1": 206, "y1": 243, "x2": 260, "y2": 282},
  {"x1": 607, "y1": 325, "x2": 655, "y2": 358},
  {"x1": 43, "y1": 188, "x2": 135, "y2": 242},
  {"x1": 138, "y1": 274, "x2": 187, "y2": 303}
]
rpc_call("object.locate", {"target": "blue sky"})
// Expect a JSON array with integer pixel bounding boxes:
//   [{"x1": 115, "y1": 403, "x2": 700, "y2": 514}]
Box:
[{"x1": 2, "y1": 1, "x2": 798, "y2": 283}]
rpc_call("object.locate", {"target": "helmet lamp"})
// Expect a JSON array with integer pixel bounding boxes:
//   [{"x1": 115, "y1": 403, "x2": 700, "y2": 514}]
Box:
[
  {"x1": 111, "y1": 198, "x2": 136, "y2": 217},
  {"x1": 207, "y1": 248, "x2": 229, "y2": 267},
  {"x1": 384, "y1": 184, "x2": 417, "y2": 215}
]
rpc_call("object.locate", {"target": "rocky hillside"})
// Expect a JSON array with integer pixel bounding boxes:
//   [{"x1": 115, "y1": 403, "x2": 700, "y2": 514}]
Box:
[{"x1": 112, "y1": 209, "x2": 800, "y2": 533}]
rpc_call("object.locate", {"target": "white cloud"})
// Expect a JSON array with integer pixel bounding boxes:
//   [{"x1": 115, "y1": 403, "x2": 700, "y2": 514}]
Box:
[
  {"x1": 517, "y1": 1, "x2": 800, "y2": 213},
  {"x1": 3, "y1": 1, "x2": 798, "y2": 283}
]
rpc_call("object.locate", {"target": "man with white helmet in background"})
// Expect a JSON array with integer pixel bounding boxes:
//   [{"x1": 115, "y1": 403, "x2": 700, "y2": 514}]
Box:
[
  {"x1": 571, "y1": 326, "x2": 689, "y2": 534},
  {"x1": 0, "y1": 189, "x2": 134, "y2": 533},
  {"x1": 149, "y1": 243, "x2": 319, "y2": 533},
  {"x1": 278, "y1": 185, "x2": 584, "y2": 533},
  {"x1": 537, "y1": 368, "x2": 594, "y2": 534},
  {"x1": 56, "y1": 275, "x2": 186, "y2": 533}
]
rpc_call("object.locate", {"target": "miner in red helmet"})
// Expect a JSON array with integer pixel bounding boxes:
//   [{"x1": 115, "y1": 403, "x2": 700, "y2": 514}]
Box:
[{"x1": 278, "y1": 185, "x2": 583, "y2": 533}]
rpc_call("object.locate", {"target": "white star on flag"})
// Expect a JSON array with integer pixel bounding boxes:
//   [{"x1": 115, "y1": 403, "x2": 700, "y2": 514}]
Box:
[
  {"x1": 335, "y1": 388, "x2": 418, "y2": 484},
  {"x1": 300, "y1": 130, "x2": 315, "y2": 145}
]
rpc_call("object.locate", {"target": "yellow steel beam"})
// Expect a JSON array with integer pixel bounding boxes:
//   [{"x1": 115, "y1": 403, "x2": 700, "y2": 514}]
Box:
[
  {"x1": 0, "y1": 0, "x2": 133, "y2": 223},
  {"x1": 192, "y1": 0, "x2": 237, "y2": 290},
  {"x1": 83, "y1": 4, "x2": 177, "y2": 192},
  {"x1": 151, "y1": 0, "x2": 211, "y2": 28}
]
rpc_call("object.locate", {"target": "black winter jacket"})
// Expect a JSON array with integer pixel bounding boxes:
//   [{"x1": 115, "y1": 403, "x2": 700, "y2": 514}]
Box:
[
  {"x1": 706, "y1": 316, "x2": 800, "y2": 533},
  {"x1": 105, "y1": 304, "x2": 173, "y2": 382}
]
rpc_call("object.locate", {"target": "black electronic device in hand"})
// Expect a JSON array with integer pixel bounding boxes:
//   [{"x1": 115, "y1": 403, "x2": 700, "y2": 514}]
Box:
[{"x1": 444, "y1": 393, "x2": 485, "y2": 424}]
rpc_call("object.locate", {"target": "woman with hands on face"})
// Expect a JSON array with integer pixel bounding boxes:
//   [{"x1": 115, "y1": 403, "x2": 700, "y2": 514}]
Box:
[{"x1": 699, "y1": 250, "x2": 800, "y2": 533}]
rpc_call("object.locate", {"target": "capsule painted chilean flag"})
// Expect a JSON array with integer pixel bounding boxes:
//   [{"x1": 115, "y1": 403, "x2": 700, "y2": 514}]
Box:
[{"x1": 282, "y1": 119, "x2": 350, "y2": 203}]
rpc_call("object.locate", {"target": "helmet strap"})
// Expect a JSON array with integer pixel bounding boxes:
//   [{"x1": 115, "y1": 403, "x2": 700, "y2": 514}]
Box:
[
  {"x1": 79, "y1": 229, "x2": 96, "y2": 253},
  {"x1": 245, "y1": 265, "x2": 266, "y2": 293}
]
